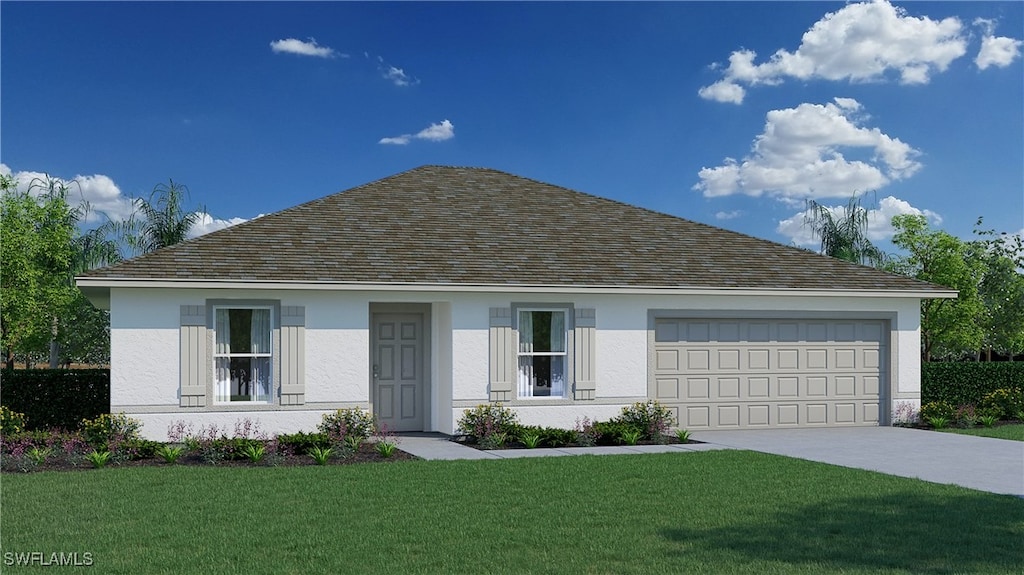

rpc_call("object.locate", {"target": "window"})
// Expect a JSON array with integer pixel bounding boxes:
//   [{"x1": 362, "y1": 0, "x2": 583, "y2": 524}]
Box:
[
  {"x1": 517, "y1": 310, "x2": 567, "y2": 398},
  {"x1": 214, "y1": 307, "x2": 272, "y2": 403}
]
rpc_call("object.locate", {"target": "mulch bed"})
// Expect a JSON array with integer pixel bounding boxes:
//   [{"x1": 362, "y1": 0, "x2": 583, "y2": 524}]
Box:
[
  {"x1": 451, "y1": 435, "x2": 702, "y2": 451},
  {"x1": 1, "y1": 444, "x2": 419, "y2": 473}
]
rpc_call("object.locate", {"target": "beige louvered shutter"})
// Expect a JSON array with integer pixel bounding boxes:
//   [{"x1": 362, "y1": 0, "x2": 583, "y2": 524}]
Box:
[
  {"x1": 180, "y1": 305, "x2": 208, "y2": 407},
  {"x1": 573, "y1": 308, "x2": 596, "y2": 400},
  {"x1": 280, "y1": 306, "x2": 306, "y2": 405},
  {"x1": 489, "y1": 307, "x2": 515, "y2": 402}
]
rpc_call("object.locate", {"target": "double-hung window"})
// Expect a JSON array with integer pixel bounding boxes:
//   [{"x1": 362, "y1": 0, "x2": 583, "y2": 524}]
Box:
[
  {"x1": 517, "y1": 310, "x2": 567, "y2": 398},
  {"x1": 214, "y1": 307, "x2": 273, "y2": 403}
]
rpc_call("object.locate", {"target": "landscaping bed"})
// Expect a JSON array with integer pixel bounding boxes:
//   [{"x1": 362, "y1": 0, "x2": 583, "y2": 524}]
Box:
[{"x1": 0, "y1": 408, "x2": 416, "y2": 473}]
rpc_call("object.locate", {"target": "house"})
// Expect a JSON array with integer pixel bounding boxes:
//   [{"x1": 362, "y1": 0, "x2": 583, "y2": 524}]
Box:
[{"x1": 77, "y1": 166, "x2": 955, "y2": 440}]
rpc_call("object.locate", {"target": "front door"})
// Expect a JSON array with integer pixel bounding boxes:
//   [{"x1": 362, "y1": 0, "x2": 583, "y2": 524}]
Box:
[{"x1": 372, "y1": 313, "x2": 425, "y2": 432}]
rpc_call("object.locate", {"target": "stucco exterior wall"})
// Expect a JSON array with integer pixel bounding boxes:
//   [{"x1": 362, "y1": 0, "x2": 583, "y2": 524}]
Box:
[{"x1": 108, "y1": 287, "x2": 922, "y2": 439}]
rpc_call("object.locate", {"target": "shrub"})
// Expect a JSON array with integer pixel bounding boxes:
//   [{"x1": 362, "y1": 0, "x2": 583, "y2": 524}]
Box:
[
  {"x1": 156, "y1": 445, "x2": 184, "y2": 464},
  {"x1": 573, "y1": 417, "x2": 601, "y2": 447},
  {"x1": 927, "y1": 416, "x2": 950, "y2": 429},
  {"x1": 675, "y1": 428, "x2": 692, "y2": 443},
  {"x1": 978, "y1": 415, "x2": 998, "y2": 428},
  {"x1": 0, "y1": 369, "x2": 109, "y2": 430},
  {"x1": 592, "y1": 421, "x2": 645, "y2": 445},
  {"x1": 520, "y1": 430, "x2": 542, "y2": 449},
  {"x1": 309, "y1": 445, "x2": 333, "y2": 465},
  {"x1": 0, "y1": 406, "x2": 27, "y2": 436},
  {"x1": 276, "y1": 432, "x2": 331, "y2": 456},
  {"x1": 980, "y1": 388, "x2": 1024, "y2": 420},
  {"x1": 891, "y1": 401, "x2": 920, "y2": 427},
  {"x1": 539, "y1": 427, "x2": 575, "y2": 448},
  {"x1": 318, "y1": 408, "x2": 375, "y2": 443},
  {"x1": 85, "y1": 450, "x2": 111, "y2": 469},
  {"x1": 953, "y1": 404, "x2": 978, "y2": 428},
  {"x1": 922, "y1": 362, "x2": 1024, "y2": 407},
  {"x1": 614, "y1": 400, "x2": 673, "y2": 443},
  {"x1": 81, "y1": 413, "x2": 142, "y2": 449},
  {"x1": 457, "y1": 404, "x2": 520, "y2": 444},
  {"x1": 919, "y1": 401, "x2": 954, "y2": 422}
]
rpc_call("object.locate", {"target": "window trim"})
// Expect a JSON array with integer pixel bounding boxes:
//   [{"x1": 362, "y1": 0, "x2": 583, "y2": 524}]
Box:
[
  {"x1": 513, "y1": 304, "x2": 574, "y2": 400},
  {"x1": 212, "y1": 304, "x2": 275, "y2": 405}
]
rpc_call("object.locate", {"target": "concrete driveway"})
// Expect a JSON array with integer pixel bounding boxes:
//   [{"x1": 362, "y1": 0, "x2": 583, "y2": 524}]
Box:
[{"x1": 693, "y1": 427, "x2": 1024, "y2": 497}]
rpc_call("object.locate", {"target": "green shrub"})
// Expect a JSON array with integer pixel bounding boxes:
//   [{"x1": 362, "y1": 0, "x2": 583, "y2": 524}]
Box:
[
  {"x1": 1, "y1": 406, "x2": 27, "y2": 436},
  {"x1": 919, "y1": 401, "x2": 954, "y2": 422},
  {"x1": 0, "y1": 369, "x2": 109, "y2": 430},
  {"x1": 922, "y1": 362, "x2": 1024, "y2": 406},
  {"x1": 980, "y1": 388, "x2": 1024, "y2": 420},
  {"x1": 927, "y1": 416, "x2": 950, "y2": 429},
  {"x1": 520, "y1": 431, "x2": 542, "y2": 449},
  {"x1": 614, "y1": 400, "x2": 674, "y2": 442},
  {"x1": 276, "y1": 432, "x2": 331, "y2": 456},
  {"x1": 156, "y1": 445, "x2": 184, "y2": 464},
  {"x1": 457, "y1": 404, "x2": 520, "y2": 443},
  {"x1": 318, "y1": 408, "x2": 375, "y2": 442},
  {"x1": 953, "y1": 404, "x2": 978, "y2": 428},
  {"x1": 81, "y1": 413, "x2": 142, "y2": 449},
  {"x1": 309, "y1": 445, "x2": 333, "y2": 465},
  {"x1": 593, "y1": 421, "x2": 645, "y2": 445}
]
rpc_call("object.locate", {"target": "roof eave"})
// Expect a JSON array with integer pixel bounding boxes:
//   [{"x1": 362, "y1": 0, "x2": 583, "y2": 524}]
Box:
[{"x1": 75, "y1": 276, "x2": 957, "y2": 300}]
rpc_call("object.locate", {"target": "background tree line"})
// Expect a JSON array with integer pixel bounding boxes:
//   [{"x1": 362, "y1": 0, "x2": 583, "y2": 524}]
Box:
[
  {"x1": 805, "y1": 196, "x2": 1024, "y2": 362},
  {"x1": 1, "y1": 175, "x2": 200, "y2": 369}
]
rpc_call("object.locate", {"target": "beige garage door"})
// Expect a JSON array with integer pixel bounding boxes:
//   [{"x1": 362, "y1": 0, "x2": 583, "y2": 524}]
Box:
[{"x1": 653, "y1": 318, "x2": 886, "y2": 429}]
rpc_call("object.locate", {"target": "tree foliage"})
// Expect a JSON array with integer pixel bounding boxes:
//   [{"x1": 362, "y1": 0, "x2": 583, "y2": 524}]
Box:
[
  {"x1": 114, "y1": 179, "x2": 201, "y2": 257},
  {"x1": 803, "y1": 195, "x2": 887, "y2": 267},
  {"x1": 973, "y1": 219, "x2": 1024, "y2": 360},
  {"x1": 887, "y1": 214, "x2": 987, "y2": 361}
]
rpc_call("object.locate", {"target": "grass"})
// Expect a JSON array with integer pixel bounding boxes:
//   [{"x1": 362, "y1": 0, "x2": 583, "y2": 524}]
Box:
[
  {"x1": 3, "y1": 451, "x2": 1023, "y2": 574},
  {"x1": 939, "y1": 423, "x2": 1024, "y2": 441}
]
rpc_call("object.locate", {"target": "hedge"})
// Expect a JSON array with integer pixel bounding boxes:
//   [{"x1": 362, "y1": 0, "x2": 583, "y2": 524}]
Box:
[
  {"x1": 922, "y1": 362, "x2": 1024, "y2": 407},
  {"x1": 0, "y1": 369, "x2": 109, "y2": 431}
]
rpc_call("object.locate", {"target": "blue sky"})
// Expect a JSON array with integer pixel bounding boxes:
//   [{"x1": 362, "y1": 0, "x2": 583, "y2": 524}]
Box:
[{"x1": 2, "y1": 1, "x2": 1021, "y2": 254}]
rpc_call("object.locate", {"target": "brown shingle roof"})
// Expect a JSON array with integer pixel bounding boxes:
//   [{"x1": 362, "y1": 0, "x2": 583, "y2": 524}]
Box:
[{"x1": 79, "y1": 166, "x2": 950, "y2": 293}]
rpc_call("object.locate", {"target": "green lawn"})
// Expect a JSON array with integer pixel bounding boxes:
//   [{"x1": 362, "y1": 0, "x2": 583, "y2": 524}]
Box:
[
  {"x1": 3, "y1": 451, "x2": 1023, "y2": 574},
  {"x1": 940, "y1": 423, "x2": 1024, "y2": 441}
]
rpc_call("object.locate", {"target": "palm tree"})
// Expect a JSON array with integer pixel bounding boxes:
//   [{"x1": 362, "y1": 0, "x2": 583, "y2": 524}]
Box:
[
  {"x1": 116, "y1": 180, "x2": 202, "y2": 257},
  {"x1": 803, "y1": 195, "x2": 887, "y2": 267}
]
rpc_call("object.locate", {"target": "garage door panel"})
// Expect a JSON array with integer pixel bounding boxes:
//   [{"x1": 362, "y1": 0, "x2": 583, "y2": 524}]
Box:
[{"x1": 653, "y1": 318, "x2": 885, "y2": 429}]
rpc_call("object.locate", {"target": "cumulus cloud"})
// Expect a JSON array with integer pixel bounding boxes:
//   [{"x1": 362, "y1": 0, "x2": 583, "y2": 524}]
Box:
[
  {"x1": 382, "y1": 66, "x2": 416, "y2": 87},
  {"x1": 699, "y1": 0, "x2": 967, "y2": 103},
  {"x1": 973, "y1": 19, "x2": 1023, "y2": 70},
  {"x1": 188, "y1": 212, "x2": 252, "y2": 238},
  {"x1": 1, "y1": 163, "x2": 248, "y2": 237},
  {"x1": 693, "y1": 98, "x2": 921, "y2": 202},
  {"x1": 715, "y1": 210, "x2": 744, "y2": 220},
  {"x1": 270, "y1": 38, "x2": 341, "y2": 58},
  {"x1": 1, "y1": 163, "x2": 135, "y2": 222},
  {"x1": 776, "y1": 195, "x2": 942, "y2": 246},
  {"x1": 379, "y1": 119, "x2": 455, "y2": 145}
]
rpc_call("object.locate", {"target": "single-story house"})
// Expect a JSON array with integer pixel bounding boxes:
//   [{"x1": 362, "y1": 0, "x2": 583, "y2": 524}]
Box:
[{"x1": 77, "y1": 166, "x2": 955, "y2": 440}]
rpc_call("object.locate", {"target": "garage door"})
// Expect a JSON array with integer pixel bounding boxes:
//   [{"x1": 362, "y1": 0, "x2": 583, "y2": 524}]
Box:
[{"x1": 652, "y1": 318, "x2": 885, "y2": 429}]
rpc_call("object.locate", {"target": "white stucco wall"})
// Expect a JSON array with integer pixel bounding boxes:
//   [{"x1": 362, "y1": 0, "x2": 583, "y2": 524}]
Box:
[{"x1": 108, "y1": 286, "x2": 923, "y2": 438}]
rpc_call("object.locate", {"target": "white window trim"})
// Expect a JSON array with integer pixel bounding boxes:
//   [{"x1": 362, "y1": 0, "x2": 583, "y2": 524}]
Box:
[
  {"x1": 212, "y1": 305, "x2": 275, "y2": 405},
  {"x1": 516, "y1": 307, "x2": 569, "y2": 399}
]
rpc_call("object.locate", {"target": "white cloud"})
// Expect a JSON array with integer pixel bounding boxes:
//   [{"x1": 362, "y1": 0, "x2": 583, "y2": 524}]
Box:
[
  {"x1": 383, "y1": 66, "x2": 415, "y2": 87},
  {"x1": 270, "y1": 38, "x2": 340, "y2": 58},
  {"x1": 693, "y1": 98, "x2": 921, "y2": 201},
  {"x1": 0, "y1": 163, "x2": 134, "y2": 222},
  {"x1": 1, "y1": 163, "x2": 249, "y2": 237},
  {"x1": 379, "y1": 119, "x2": 455, "y2": 145},
  {"x1": 776, "y1": 195, "x2": 942, "y2": 246},
  {"x1": 188, "y1": 212, "x2": 252, "y2": 238},
  {"x1": 715, "y1": 210, "x2": 744, "y2": 220},
  {"x1": 699, "y1": 0, "x2": 967, "y2": 103},
  {"x1": 975, "y1": 35, "x2": 1023, "y2": 70}
]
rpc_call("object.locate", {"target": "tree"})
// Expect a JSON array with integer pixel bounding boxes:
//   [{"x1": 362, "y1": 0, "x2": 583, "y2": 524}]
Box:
[
  {"x1": 1, "y1": 175, "x2": 78, "y2": 369},
  {"x1": 803, "y1": 195, "x2": 887, "y2": 267},
  {"x1": 973, "y1": 220, "x2": 1024, "y2": 360},
  {"x1": 887, "y1": 214, "x2": 986, "y2": 361},
  {"x1": 114, "y1": 180, "x2": 201, "y2": 257}
]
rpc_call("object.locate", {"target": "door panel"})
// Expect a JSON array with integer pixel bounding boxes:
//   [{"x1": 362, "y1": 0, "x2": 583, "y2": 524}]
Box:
[{"x1": 373, "y1": 313, "x2": 424, "y2": 432}]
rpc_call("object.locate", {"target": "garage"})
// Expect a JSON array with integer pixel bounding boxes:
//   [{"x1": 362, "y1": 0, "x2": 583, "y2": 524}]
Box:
[{"x1": 652, "y1": 317, "x2": 886, "y2": 429}]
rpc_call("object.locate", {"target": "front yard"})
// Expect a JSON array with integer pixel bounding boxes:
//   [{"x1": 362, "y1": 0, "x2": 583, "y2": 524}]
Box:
[
  {"x1": 3, "y1": 451, "x2": 1022, "y2": 574},
  {"x1": 939, "y1": 423, "x2": 1024, "y2": 441}
]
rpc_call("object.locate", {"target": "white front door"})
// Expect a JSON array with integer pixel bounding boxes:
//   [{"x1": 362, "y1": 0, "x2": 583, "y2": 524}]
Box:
[{"x1": 372, "y1": 313, "x2": 425, "y2": 432}]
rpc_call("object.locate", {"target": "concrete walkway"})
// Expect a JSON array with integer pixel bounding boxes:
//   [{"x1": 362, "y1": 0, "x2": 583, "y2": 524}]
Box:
[
  {"x1": 692, "y1": 427, "x2": 1024, "y2": 497},
  {"x1": 398, "y1": 428, "x2": 1024, "y2": 497}
]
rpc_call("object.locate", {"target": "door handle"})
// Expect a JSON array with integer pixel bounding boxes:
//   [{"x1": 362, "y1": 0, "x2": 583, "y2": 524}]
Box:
[{"x1": 372, "y1": 364, "x2": 380, "y2": 379}]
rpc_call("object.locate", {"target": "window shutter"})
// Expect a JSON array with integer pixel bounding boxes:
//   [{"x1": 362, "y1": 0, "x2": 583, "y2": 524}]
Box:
[
  {"x1": 180, "y1": 305, "x2": 208, "y2": 407},
  {"x1": 280, "y1": 306, "x2": 306, "y2": 405},
  {"x1": 489, "y1": 307, "x2": 514, "y2": 402},
  {"x1": 573, "y1": 308, "x2": 596, "y2": 400}
]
